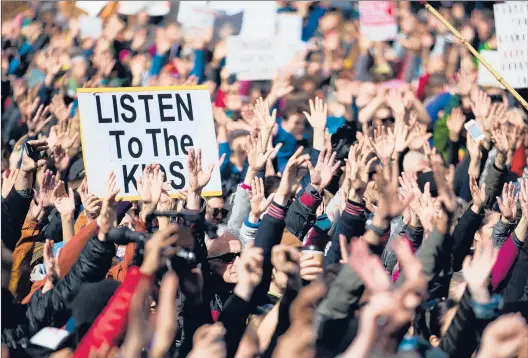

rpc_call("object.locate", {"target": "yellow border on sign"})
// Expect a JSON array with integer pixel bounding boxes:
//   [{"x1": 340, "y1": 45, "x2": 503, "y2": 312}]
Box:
[
  {"x1": 77, "y1": 85, "x2": 222, "y2": 201},
  {"x1": 115, "y1": 190, "x2": 223, "y2": 202},
  {"x1": 77, "y1": 85, "x2": 209, "y2": 93}
]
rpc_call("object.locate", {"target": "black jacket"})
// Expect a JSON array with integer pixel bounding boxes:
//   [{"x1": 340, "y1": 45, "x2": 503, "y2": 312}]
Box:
[
  {"x1": 2, "y1": 236, "x2": 115, "y2": 356},
  {"x1": 1, "y1": 188, "x2": 33, "y2": 252}
]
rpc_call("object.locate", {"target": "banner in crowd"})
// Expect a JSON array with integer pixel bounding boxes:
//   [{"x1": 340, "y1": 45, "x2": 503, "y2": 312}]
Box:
[
  {"x1": 77, "y1": 86, "x2": 222, "y2": 200},
  {"x1": 493, "y1": 1, "x2": 528, "y2": 89},
  {"x1": 226, "y1": 38, "x2": 277, "y2": 80},
  {"x1": 477, "y1": 50, "x2": 506, "y2": 88},
  {"x1": 359, "y1": 1, "x2": 397, "y2": 41}
]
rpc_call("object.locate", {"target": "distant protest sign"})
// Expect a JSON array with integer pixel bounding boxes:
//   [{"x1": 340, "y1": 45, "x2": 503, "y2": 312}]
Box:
[
  {"x1": 226, "y1": 37, "x2": 277, "y2": 80},
  {"x1": 477, "y1": 50, "x2": 506, "y2": 89},
  {"x1": 359, "y1": 1, "x2": 397, "y2": 41},
  {"x1": 77, "y1": 86, "x2": 222, "y2": 200},
  {"x1": 493, "y1": 1, "x2": 528, "y2": 89}
]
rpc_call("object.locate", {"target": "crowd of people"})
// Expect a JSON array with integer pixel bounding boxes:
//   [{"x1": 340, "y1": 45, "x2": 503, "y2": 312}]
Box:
[{"x1": 2, "y1": 1, "x2": 528, "y2": 357}]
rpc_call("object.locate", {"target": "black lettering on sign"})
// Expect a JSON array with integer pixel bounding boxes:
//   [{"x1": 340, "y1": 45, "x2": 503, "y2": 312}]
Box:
[
  {"x1": 138, "y1": 95, "x2": 154, "y2": 123},
  {"x1": 176, "y1": 93, "x2": 194, "y2": 121},
  {"x1": 170, "y1": 161, "x2": 186, "y2": 189},
  {"x1": 112, "y1": 95, "x2": 119, "y2": 123},
  {"x1": 122, "y1": 164, "x2": 139, "y2": 193},
  {"x1": 158, "y1": 94, "x2": 175, "y2": 122},
  {"x1": 146, "y1": 129, "x2": 162, "y2": 156},
  {"x1": 180, "y1": 134, "x2": 193, "y2": 155},
  {"x1": 120, "y1": 94, "x2": 136, "y2": 123},
  {"x1": 163, "y1": 128, "x2": 179, "y2": 156},
  {"x1": 109, "y1": 130, "x2": 125, "y2": 159},
  {"x1": 128, "y1": 137, "x2": 143, "y2": 158},
  {"x1": 96, "y1": 96, "x2": 112, "y2": 123}
]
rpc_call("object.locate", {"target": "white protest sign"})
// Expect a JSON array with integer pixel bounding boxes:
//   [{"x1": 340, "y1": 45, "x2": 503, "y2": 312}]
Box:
[
  {"x1": 359, "y1": 1, "x2": 397, "y2": 41},
  {"x1": 79, "y1": 16, "x2": 103, "y2": 39},
  {"x1": 276, "y1": 14, "x2": 303, "y2": 43},
  {"x1": 226, "y1": 37, "x2": 276, "y2": 80},
  {"x1": 478, "y1": 50, "x2": 506, "y2": 88},
  {"x1": 75, "y1": 1, "x2": 107, "y2": 17},
  {"x1": 239, "y1": 1, "x2": 277, "y2": 38},
  {"x1": 494, "y1": 2, "x2": 528, "y2": 89},
  {"x1": 77, "y1": 86, "x2": 222, "y2": 200},
  {"x1": 177, "y1": 5, "x2": 217, "y2": 38},
  {"x1": 147, "y1": 1, "x2": 171, "y2": 17}
]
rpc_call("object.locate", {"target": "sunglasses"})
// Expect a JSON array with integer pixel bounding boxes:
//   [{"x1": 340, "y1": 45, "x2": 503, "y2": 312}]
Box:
[
  {"x1": 212, "y1": 208, "x2": 229, "y2": 217},
  {"x1": 208, "y1": 252, "x2": 241, "y2": 263}
]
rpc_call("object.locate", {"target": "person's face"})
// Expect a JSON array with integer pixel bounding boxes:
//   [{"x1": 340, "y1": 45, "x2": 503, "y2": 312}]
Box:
[
  {"x1": 283, "y1": 113, "x2": 305, "y2": 140},
  {"x1": 230, "y1": 136, "x2": 247, "y2": 162},
  {"x1": 206, "y1": 197, "x2": 226, "y2": 225},
  {"x1": 208, "y1": 236, "x2": 242, "y2": 284}
]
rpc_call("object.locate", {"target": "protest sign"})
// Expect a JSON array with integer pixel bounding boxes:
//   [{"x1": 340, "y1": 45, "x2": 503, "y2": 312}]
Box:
[
  {"x1": 477, "y1": 50, "x2": 506, "y2": 88},
  {"x1": 79, "y1": 16, "x2": 103, "y2": 39},
  {"x1": 77, "y1": 85, "x2": 222, "y2": 200},
  {"x1": 359, "y1": 1, "x2": 397, "y2": 41},
  {"x1": 75, "y1": 1, "x2": 107, "y2": 17},
  {"x1": 226, "y1": 37, "x2": 276, "y2": 81},
  {"x1": 239, "y1": 1, "x2": 277, "y2": 38},
  {"x1": 177, "y1": 4, "x2": 217, "y2": 39},
  {"x1": 493, "y1": 1, "x2": 528, "y2": 89},
  {"x1": 276, "y1": 13, "x2": 303, "y2": 43}
]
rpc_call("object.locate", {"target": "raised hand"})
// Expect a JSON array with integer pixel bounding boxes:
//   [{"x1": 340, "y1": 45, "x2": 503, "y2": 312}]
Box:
[
  {"x1": 275, "y1": 147, "x2": 310, "y2": 204},
  {"x1": 254, "y1": 97, "x2": 277, "y2": 146},
  {"x1": 346, "y1": 142, "x2": 376, "y2": 201},
  {"x1": 519, "y1": 179, "x2": 528, "y2": 219},
  {"x1": 41, "y1": 239, "x2": 60, "y2": 294},
  {"x1": 188, "y1": 323, "x2": 226, "y2": 358},
  {"x1": 39, "y1": 169, "x2": 58, "y2": 208},
  {"x1": 51, "y1": 181, "x2": 75, "y2": 216},
  {"x1": 348, "y1": 238, "x2": 391, "y2": 293},
  {"x1": 392, "y1": 236, "x2": 427, "y2": 300},
  {"x1": 212, "y1": 104, "x2": 231, "y2": 127},
  {"x1": 446, "y1": 107, "x2": 466, "y2": 141},
  {"x1": 156, "y1": 27, "x2": 172, "y2": 55},
  {"x1": 369, "y1": 126, "x2": 395, "y2": 161},
  {"x1": 431, "y1": 155, "x2": 457, "y2": 214},
  {"x1": 496, "y1": 182, "x2": 518, "y2": 223},
  {"x1": 97, "y1": 172, "x2": 121, "y2": 241},
  {"x1": 234, "y1": 243, "x2": 264, "y2": 301},
  {"x1": 78, "y1": 178, "x2": 102, "y2": 220},
  {"x1": 271, "y1": 245, "x2": 300, "y2": 277},
  {"x1": 27, "y1": 104, "x2": 52, "y2": 137},
  {"x1": 20, "y1": 139, "x2": 48, "y2": 173},
  {"x1": 462, "y1": 237, "x2": 498, "y2": 303},
  {"x1": 375, "y1": 159, "x2": 413, "y2": 221},
  {"x1": 1, "y1": 169, "x2": 19, "y2": 198},
  {"x1": 137, "y1": 164, "x2": 164, "y2": 206},
  {"x1": 49, "y1": 93, "x2": 72, "y2": 124},
  {"x1": 393, "y1": 121, "x2": 411, "y2": 155},
  {"x1": 188, "y1": 148, "x2": 214, "y2": 194},
  {"x1": 248, "y1": 177, "x2": 274, "y2": 221},
  {"x1": 477, "y1": 314, "x2": 527, "y2": 358},
  {"x1": 386, "y1": 89, "x2": 405, "y2": 119},
  {"x1": 469, "y1": 175, "x2": 486, "y2": 212},
  {"x1": 491, "y1": 124, "x2": 511, "y2": 154},
  {"x1": 303, "y1": 97, "x2": 328, "y2": 131},
  {"x1": 244, "y1": 130, "x2": 276, "y2": 171},
  {"x1": 470, "y1": 88, "x2": 491, "y2": 120},
  {"x1": 308, "y1": 147, "x2": 341, "y2": 192}
]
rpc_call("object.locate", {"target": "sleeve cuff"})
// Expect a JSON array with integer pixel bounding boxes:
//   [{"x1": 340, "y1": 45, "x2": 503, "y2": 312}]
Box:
[
  {"x1": 344, "y1": 200, "x2": 365, "y2": 216},
  {"x1": 244, "y1": 217, "x2": 261, "y2": 229},
  {"x1": 267, "y1": 201, "x2": 287, "y2": 221},
  {"x1": 299, "y1": 184, "x2": 322, "y2": 211},
  {"x1": 240, "y1": 183, "x2": 252, "y2": 192}
]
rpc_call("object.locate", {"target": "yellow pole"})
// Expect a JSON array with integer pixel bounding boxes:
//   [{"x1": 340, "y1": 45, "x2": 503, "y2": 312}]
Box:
[{"x1": 421, "y1": 1, "x2": 528, "y2": 111}]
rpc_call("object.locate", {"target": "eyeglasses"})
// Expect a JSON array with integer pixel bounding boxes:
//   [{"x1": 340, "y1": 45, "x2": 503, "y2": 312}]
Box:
[
  {"x1": 208, "y1": 252, "x2": 241, "y2": 263},
  {"x1": 212, "y1": 208, "x2": 229, "y2": 217}
]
